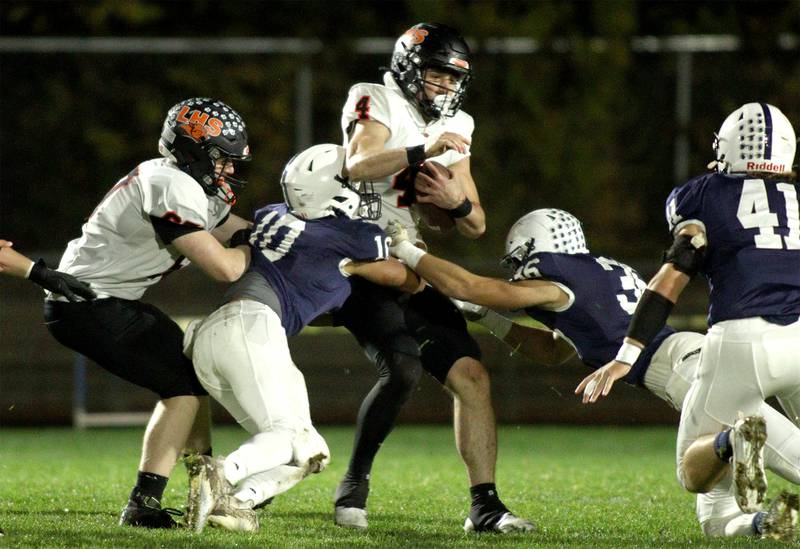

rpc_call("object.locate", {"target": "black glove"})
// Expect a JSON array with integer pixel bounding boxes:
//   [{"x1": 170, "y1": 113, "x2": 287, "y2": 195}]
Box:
[
  {"x1": 28, "y1": 259, "x2": 96, "y2": 302},
  {"x1": 229, "y1": 228, "x2": 252, "y2": 248}
]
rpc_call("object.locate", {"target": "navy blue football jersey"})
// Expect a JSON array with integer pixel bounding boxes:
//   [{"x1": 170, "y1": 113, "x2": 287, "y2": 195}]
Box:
[
  {"x1": 248, "y1": 203, "x2": 389, "y2": 336},
  {"x1": 667, "y1": 173, "x2": 800, "y2": 325},
  {"x1": 515, "y1": 253, "x2": 675, "y2": 386}
]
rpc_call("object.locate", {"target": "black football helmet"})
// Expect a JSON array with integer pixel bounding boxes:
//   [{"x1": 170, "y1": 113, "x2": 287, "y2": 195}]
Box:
[
  {"x1": 390, "y1": 22, "x2": 473, "y2": 119},
  {"x1": 158, "y1": 97, "x2": 251, "y2": 205}
]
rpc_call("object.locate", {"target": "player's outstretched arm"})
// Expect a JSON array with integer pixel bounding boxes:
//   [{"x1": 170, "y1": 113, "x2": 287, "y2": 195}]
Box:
[
  {"x1": 387, "y1": 221, "x2": 565, "y2": 310},
  {"x1": 172, "y1": 230, "x2": 250, "y2": 283},
  {"x1": 344, "y1": 257, "x2": 423, "y2": 294},
  {"x1": 0, "y1": 240, "x2": 96, "y2": 302}
]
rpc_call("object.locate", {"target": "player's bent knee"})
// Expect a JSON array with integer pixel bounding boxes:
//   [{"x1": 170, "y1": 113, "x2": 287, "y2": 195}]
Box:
[{"x1": 446, "y1": 358, "x2": 490, "y2": 394}]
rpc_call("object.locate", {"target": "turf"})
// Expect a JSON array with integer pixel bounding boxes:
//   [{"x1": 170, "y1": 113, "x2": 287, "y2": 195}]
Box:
[{"x1": 0, "y1": 425, "x2": 793, "y2": 547}]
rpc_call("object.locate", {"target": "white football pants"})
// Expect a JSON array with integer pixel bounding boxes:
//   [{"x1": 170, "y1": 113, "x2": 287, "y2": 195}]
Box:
[
  {"x1": 188, "y1": 300, "x2": 330, "y2": 506},
  {"x1": 646, "y1": 329, "x2": 800, "y2": 537}
]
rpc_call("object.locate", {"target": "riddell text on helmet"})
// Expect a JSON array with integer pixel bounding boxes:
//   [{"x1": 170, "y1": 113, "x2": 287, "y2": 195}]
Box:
[{"x1": 747, "y1": 161, "x2": 786, "y2": 172}]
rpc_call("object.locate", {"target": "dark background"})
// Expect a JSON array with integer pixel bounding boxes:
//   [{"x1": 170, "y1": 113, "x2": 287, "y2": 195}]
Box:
[{"x1": 1, "y1": 0, "x2": 798, "y2": 425}]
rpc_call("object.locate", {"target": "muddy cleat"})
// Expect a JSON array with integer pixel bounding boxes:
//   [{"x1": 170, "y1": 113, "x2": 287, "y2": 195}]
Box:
[
  {"x1": 119, "y1": 492, "x2": 182, "y2": 528},
  {"x1": 207, "y1": 495, "x2": 260, "y2": 533},
  {"x1": 731, "y1": 415, "x2": 767, "y2": 513},
  {"x1": 185, "y1": 454, "x2": 232, "y2": 533},
  {"x1": 464, "y1": 511, "x2": 536, "y2": 534},
  {"x1": 334, "y1": 506, "x2": 368, "y2": 529},
  {"x1": 760, "y1": 491, "x2": 799, "y2": 541}
]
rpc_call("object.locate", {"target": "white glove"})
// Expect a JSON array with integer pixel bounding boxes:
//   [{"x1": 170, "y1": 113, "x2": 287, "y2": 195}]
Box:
[
  {"x1": 385, "y1": 219, "x2": 426, "y2": 268},
  {"x1": 450, "y1": 298, "x2": 488, "y2": 321},
  {"x1": 385, "y1": 219, "x2": 410, "y2": 248}
]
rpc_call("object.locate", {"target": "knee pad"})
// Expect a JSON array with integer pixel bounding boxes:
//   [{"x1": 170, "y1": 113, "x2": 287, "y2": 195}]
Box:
[
  {"x1": 292, "y1": 427, "x2": 331, "y2": 474},
  {"x1": 376, "y1": 347, "x2": 423, "y2": 391}
]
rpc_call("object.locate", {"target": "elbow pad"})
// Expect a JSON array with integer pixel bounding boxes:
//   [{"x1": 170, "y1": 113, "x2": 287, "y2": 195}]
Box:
[
  {"x1": 626, "y1": 289, "x2": 673, "y2": 346},
  {"x1": 663, "y1": 233, "x2": 706, "y2": 277}
]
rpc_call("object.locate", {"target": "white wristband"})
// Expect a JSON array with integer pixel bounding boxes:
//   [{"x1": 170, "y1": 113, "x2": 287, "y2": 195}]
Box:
[
  {"x1": 394, "y1": 240, "x2": 427, "y2": 269},
  {"x1": 614, "y1": 342, "x2": 642, "y2": 365},
  {"x1": 478, "y1": 310, "x2": 512, "y2": 340},
  {"x1": 24, "y1": 260, "x2": 35, "y2": 279}
]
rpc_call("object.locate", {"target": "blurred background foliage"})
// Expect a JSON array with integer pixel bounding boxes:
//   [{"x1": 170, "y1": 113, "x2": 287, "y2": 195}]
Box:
[{"x1": 1, "y1": 0, "x2": 799, "y2": 264}]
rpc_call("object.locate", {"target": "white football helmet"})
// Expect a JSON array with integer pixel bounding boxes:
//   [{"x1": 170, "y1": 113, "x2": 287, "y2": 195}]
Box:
[
  {"x1": 501, "y1": 208, "x2": 588, "y2": 268},
  {"x1": 280, "y1": 144, "x2": 381, "y2": 220},
  {"x1": 713, "y1": 102, "x2": 796, "y2": 174}
]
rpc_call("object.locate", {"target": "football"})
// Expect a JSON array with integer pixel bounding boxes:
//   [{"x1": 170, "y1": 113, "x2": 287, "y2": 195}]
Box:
[{"x1": 411, "y1": 161, "x2": 456, "y2": 232}]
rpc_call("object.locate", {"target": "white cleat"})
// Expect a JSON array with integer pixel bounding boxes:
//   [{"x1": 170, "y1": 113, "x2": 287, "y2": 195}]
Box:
[
  {"x1": 185, "y1": 454, "x2": 232, "y2": 533},
  {"x1": 464, "y1": 512, "x2": 536, "y2": 534},
  {"x1": 731, "y1": 415, "x2": 767, "y2": 513},
  {"x1": 207, "y1": 495, "x2": 259, "y2": 533},
  {"x1": 760, "y1": 491, "x2": 799, "y2": 541},
  {"x1": 334, "y1": 506, "x2": 368, "y2": 529}
]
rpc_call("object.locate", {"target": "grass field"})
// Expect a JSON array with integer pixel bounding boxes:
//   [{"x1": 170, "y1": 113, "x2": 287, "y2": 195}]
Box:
[{"x1": 0, "y1": 425, "x2": 794, "y2": 547}]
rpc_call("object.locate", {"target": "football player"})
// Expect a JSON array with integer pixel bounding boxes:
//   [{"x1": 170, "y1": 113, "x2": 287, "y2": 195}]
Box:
[
  {"x1": 182, "y1": 144, "x2": 421, "y2": 533},
  {"x1": 388, "y1": 208, "x2": 800, "y2": 540},
  {"x1": 40, "y1": 98, "x2": 254, "y2": 528},
  {"x1": 332, "y1": 22, "x2": 535, "y2": 533},
  {"x1": 579, "y1": 103, "x2": 800, "y2": 537}
]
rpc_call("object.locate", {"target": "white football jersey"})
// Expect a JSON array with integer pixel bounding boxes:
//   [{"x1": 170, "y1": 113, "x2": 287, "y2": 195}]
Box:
[
  {"x1": 341, "y1": 72, "x2": 474, "y2": 244},
  {"x1": 50, "y1": 158, "x2": 230, "y2": 301}
]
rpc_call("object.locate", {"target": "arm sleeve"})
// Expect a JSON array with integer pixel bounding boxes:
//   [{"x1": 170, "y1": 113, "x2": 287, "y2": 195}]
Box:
[
  {"x1": 341, "y1": 84, "x2": 393, "y2": 137},
  {"x1": 665, "y1": 177, "x2": 707, "y2": 235},
  {"x1": 142, "y1": 172, "x2": 209, "y2": 229},
  {"x1": 149, "y1": 215, "x2": 203, "y2": 245}
]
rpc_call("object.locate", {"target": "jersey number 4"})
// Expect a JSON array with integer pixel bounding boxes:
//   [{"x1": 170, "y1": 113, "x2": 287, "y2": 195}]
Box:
[{"x1": 737, "y1": 179, "x2": 800, "y2": 249}]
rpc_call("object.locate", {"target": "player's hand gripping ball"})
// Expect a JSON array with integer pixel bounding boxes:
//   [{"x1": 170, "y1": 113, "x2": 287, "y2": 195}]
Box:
[{"x1": 412, "y1": 161, "x2": 456, "y2": 232}]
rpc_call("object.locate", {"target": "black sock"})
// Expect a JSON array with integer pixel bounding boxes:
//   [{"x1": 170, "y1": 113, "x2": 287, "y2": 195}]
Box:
[
  {"x1": 469, "y1": 483, "x2": 508, "y2": 529},
  {"x1": 132, "y1": 471, "x2": 168, "y2": 503},
  {"x1": 714, "y1": 429, "x2": 733, "y2": 462},
  {"x1": 334, "y1": 472, "x2": 371, "y2": 508}
]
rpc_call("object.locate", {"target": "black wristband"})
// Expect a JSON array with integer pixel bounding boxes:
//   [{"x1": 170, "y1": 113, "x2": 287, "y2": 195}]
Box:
[
  {"x1": 626, "y1": 289, "x2": 673, "y2": 346},
  {"x1": 406, "y1": 145, "x2": 426, "y2": 166},
  {"x1": 449, "y1": 197, "x2": 473, "y2": 219}
]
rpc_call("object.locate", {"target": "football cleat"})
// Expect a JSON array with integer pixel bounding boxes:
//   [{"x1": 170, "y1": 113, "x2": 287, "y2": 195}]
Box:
[
  {"x1": 207, "y1": 495, "x2": 260, "y2": 533},
  {"x1": 334, "y1": 506, "x2": 368, "y2": 529},
  {"x1": 760, "y1": 491, "x2": 799, "y2": 541},
  {"x1": 119, "y1": 492, "x2": 182, "y2": 528},
  {"x1": 185, "y1": 454, "x2": 232, "y2": 533},
  {"x1": 731, "y1": 415, "x2": 767, "y2": 513},
  {"x1": 464, "y1": 512, "x2": 536, "y2": 534},
  {"x1": 450, "y1": 298, "x2": 488, "y2": 322}
]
